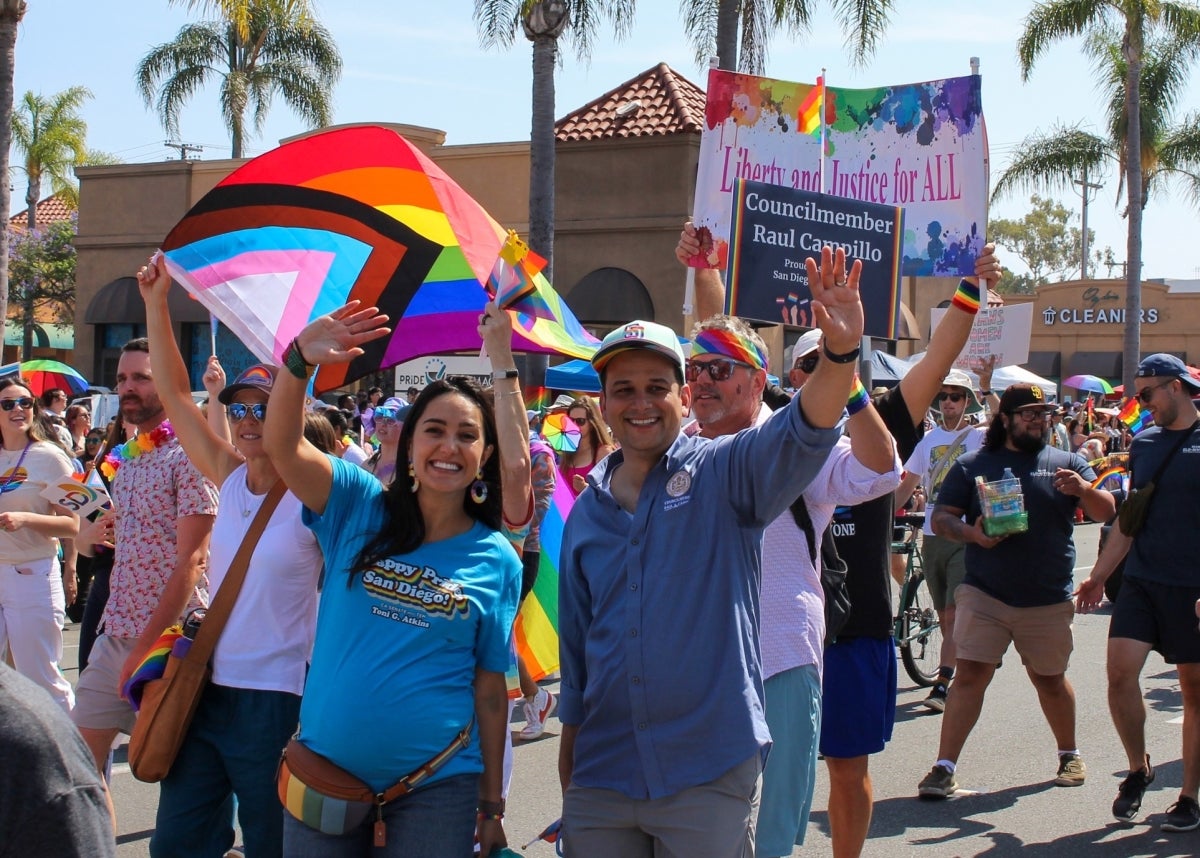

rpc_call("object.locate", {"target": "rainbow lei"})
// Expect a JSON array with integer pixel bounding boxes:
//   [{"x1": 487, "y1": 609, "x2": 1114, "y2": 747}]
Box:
[{"x1": 99, "y1": 420, "x2": 176, "y2": 481}]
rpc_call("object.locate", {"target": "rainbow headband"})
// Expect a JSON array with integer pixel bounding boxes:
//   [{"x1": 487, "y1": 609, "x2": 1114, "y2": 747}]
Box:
[{"x1": 691, "y1": 329, "x2": 768, "y2": 371}]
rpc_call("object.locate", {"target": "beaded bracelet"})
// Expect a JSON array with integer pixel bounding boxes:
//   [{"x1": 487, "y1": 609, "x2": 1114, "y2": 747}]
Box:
[
  {"x1": 846, "y1": 376, "x2": 870, "y2": 416},
  {"x1": 282, "y1": 338, "x2": 315, "y2": 380},
  {"x1": 951, "y1": 278, "x2": 981, "y2": 314},
  {"x1": 477, "y1": 811, "x2": 504, "y2": 821}
]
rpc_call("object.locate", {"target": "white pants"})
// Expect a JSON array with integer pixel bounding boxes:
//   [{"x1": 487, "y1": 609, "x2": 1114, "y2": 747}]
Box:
[{"x1": 0, "y1": 556, "x2": 74, "y2": 712}]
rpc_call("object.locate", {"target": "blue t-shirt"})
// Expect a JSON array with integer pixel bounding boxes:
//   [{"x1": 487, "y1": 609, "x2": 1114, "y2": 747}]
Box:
[
  {"x1": 299, "y1": 457, "x2": 521, "y2": 792},
  {"x1": 937, "y1": 445, "x2": 1094, "y2": 607}
]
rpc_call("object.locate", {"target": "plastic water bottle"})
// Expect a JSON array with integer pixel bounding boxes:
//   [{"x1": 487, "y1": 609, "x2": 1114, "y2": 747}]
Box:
[{"x1": 980, "y1": 467, "x2": 1028, "y2": 537}]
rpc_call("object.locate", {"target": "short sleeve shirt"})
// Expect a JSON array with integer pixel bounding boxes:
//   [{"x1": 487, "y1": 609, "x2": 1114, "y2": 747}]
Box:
[
  {"x1": 0, "y1": 441, "x2": 74, "y2": 563},
  {"x1": 102, "y1": 434, "x2": 220, "y2": 639}
]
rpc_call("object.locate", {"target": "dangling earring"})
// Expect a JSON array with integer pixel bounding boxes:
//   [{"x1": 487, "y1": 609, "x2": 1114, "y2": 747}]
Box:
[
  {"x1": 470, "y1": 468, "x2": 488, "y2": 504},
  {"x1": 408, "y1": 461, "x2": 419, "y2": 493}
]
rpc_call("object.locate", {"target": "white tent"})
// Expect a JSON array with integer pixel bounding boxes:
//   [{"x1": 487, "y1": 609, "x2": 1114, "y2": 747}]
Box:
[{"x1": 905, "y1": 352, "x2": 1058, "y2": 400}]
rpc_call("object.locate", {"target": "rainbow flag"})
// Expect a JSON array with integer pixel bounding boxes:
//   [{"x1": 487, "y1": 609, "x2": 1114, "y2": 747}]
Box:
[
  {"x1": 513, "y1": 476, "x2": 574, "y2": 682},
  {"x1": 1091, "y1": 464, "x2": 1127, "y2": 489},
  {"x1": 121, "y1": 624, "x2": 184, "y2": 710},
  {"x1": 797, "y1": 76, "x2": 825, "y2": 137},
  {"x1": 1118, "y1": 398, "x2": 1153, "y2": 434},
  {"x1": 525, "y1": 386, "x2": 553, "y2": 415}
]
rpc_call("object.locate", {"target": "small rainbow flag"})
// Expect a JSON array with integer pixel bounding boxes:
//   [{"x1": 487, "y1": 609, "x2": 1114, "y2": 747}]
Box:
[
  {"x1": 121, "y1": 624, "x2": 184, "y2": 709},
  {"x1": 797, "y1": 76, "x2": 825, "y2": 137},
  {"x1": 1091, "y1": 465, "x2": 1127, "y2": 489},
  {"x1": 1118, "y1": 398, "x2": 1153, "y2": 434},
  {"x1": 513, "y1": 476, "x2": 574, "y2": 682}
]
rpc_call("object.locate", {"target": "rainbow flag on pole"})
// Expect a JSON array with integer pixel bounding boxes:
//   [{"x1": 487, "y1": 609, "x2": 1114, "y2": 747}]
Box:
[
  {"x1": 513, "y1": 477, "x2": 574, "y2": 682},
  {"x1": 797, "y1": 76, "x2": 825, "y2": 137},
  {"x1": 1118, "y1": 398, "x2": 1153, "y2": 435}
]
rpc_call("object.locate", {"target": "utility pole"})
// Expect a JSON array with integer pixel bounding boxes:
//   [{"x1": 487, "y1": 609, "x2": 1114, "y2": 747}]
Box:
[
  {"x1": 164, "y1": 140, "x2": 203, "y2": 161},
  {"x1": 1074, "y1": 166, "x2": 1101, "y2": 278}
]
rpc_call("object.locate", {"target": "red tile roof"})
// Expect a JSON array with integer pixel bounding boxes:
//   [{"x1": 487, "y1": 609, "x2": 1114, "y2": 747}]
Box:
[
  {"x1": 8, "y1": 194, "x2": 73, "y2": 230},
  {"x1": 556, "y1": 63, "x2": 707, "y2": 142}
]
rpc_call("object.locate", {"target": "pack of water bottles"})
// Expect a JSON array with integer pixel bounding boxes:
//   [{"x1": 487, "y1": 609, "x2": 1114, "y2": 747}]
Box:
[{"x1": 976, "y1": 468, "x2": 1029, "y2": 537}]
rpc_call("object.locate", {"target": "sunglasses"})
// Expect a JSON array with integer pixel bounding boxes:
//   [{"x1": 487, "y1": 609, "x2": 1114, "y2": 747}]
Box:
[
  {"x1": 227, "y1": 402, "x2": 267, "y2": 422},
  {"x1": 374, "y1": 406, "x2": 401, "y2": 423},
  {"x1": 1010, "y1": 409, "x2": 1052, "y2": 422},
  {"x1": 792, "y1": 353, "x2": 819, "y2": 374},
  {"x1": 85, "y1": 436, "x2": 103, "y2": 445},
  {"x1": 936, "y1": 392, "x2": 966, "y2": 404},
  {"x1": 0, "y1": 397, "x2": 34, "y2": 411},
  {"x1": 1137, "y1": 379, "x2": 1174, "y2": 404},
  {"x1": 686, "y1": 358, "x2": 753, "y2": 383},
  {"x1": 569, "y1": 415, "x2": 589, "y2": 427}
]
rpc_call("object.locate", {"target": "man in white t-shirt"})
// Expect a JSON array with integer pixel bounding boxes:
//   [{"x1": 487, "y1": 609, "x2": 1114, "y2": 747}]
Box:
[{"x1": 896, "y1": 367, "x2": 999, "y2": 711}]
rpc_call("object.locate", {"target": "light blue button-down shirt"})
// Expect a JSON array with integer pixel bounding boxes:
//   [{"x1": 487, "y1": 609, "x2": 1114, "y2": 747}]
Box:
[{"x1": 558, "y1": 392, "x2": 841, "y2": 799}]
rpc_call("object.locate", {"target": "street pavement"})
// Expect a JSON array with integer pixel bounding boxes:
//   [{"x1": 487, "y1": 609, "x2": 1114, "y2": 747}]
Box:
[{"x1": 61, "y1": 520, "x2": 1200, "y2": 856}]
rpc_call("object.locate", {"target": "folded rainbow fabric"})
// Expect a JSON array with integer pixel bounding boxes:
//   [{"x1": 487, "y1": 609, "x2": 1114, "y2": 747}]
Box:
[{"x1": 121, "y1": 624, "x2": 184, "y2": 710}]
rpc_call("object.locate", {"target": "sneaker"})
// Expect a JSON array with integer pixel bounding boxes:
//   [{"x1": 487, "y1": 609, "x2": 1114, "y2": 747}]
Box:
[
  {"x1": 923, "y1": 683, "x2": 948, "y2": 713},
  {"x1": 918, "y1": 764, "x2": 957, "y2": 798},
  {"x1": 1113, "y1": 758, "x2": 1155, "y2": 822},
  {"x1": 1054, "y1": 753, "x2": 1086, "y2": 787},
  {"x1": 519, "y1": 688, "x2": 556, "y2": 740},
  {"x1": 1162, "y1": 796, "x2": 1200, "y2": 833}
]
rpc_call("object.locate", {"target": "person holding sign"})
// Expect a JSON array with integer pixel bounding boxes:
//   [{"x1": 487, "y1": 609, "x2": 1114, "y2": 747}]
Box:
[{"x1": 0, "y1": 377, "x2": 80, "y2": 713}]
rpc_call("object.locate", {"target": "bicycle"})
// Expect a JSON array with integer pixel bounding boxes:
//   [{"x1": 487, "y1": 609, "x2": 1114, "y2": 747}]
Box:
[{"x1": 892, "y1": 512, "x2": 942, "y2": 687}]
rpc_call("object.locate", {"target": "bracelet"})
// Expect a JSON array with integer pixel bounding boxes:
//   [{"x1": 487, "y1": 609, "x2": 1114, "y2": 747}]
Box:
[
  {"x1": 822, "y1": 342, "x2": 860, "y2": 364},
  {"x1": 477, "y1": 811, "x2": 504, "y2": 821},
  {"x1": 846, "y1": 376, "x2": 869, "y2": 415},
  {"x1": 980, "y1": 389, "x2": 993, "y2": 396},
  {"x1": 495, "y1": 389, "x2": 523, "y2": 397},
  {"x1": 282, "y1": 338, "x2": 315, "y2": 380},
  {"x1": 951, "y1": 278, "x2": 981, "y2": 314},
  {"x1": 478, "y1": 799, "x2": 505, "y2": 816},
  {"x1": 492, "y1": 369, "x2": 519, "y2": 380}
]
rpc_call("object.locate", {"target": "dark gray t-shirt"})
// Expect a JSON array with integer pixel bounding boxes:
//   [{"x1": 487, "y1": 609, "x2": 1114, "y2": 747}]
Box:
[
  {"x1": 1124, "y1": 421, "x2": 1200, "y2": 587},
  {"x1": 0, "y1": 664, "x2": 115, "y2": 858},
  {"x1": 938, "y1": 445, "x2": 1094, "y2": 607}
]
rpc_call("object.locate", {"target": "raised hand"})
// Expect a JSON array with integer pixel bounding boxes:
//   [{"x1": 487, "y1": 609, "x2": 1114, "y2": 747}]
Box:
[
  {"x1": 968, "y1": 243, "x2": 1001, "y2": 287},
  {"x1": 294, "y1": 302, "x2": 391, "y2": 367},
  {"x1": 804, "y1": 246, "x2": 864, "y2": 355},
  {"x1": 478, "y1": 301, "x2": 515, "y2": 365},
  {"x1": 135, "y1": 252, "x2": 172, "y2": 302},
  {"x1": 202, "y1": 356, "x2": 226, "y2": 399}
]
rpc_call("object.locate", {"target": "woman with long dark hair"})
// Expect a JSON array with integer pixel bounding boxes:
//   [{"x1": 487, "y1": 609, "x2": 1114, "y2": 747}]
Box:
[
  {"x1": 558, "y1": 395, "x2": 615, "y2": 495},
  {"x1": 264, "y1": 300, "x2": 530, "y2": 857},
  {"x1": 0, "y1": 377, "x2": 80, "y2": 712}
]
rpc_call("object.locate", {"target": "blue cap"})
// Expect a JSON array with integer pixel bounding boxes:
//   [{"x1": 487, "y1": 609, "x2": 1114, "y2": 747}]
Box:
[{"x1": 1136, "y1": 353, "x2": 1200, "y2": 390}]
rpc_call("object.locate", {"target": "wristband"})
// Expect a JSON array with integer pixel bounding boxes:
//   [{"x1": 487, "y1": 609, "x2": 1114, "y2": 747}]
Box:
[
  {"x1": 822, "y1": 342, "x2": 860, "y2": 364},
  {"x1": 846, "y1": 376, "x2": 870, "y2": 415},
  {"x1": 477, "y1": 811, "x2": 504, "y2": 821},
  {"x1": 478, "y1": 799, "x2": 505, "y2": 816},
  {"x1": 282, "y1": 338, "x2": 315, "y2": 380},
  {"x1": 492, "y1": 369, "x2": 519, "y2": 380},
  {"x1": 951, "y1": 278, "x2": 981, "y2": 314},
  {"x1": 980, "y1": 389, "x2": 993, "y2": 396}
]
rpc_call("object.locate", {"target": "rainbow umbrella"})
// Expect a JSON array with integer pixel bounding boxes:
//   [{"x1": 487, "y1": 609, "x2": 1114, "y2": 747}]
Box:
[
  {"x1": 160, "y1": 125, "x2": 599, "y2": 395},
  {"x1": 1062, "y1": 374, "x2": 1115, "y2": 395},
  {"x1": 19, "y1": 359, "x2": 89, "y2": 397},
  {"x1": 540, "y1": 412, "x2": 580, "y2": 454}
]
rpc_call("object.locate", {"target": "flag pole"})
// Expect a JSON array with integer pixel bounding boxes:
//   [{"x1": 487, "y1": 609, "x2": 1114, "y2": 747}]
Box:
[{"x1": 818, "y1": 68, "x2": 827, "y2": 195}]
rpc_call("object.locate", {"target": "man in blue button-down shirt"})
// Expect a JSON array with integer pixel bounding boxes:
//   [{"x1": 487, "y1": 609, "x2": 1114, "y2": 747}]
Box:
[{"x1": 558, "y1": 247, "x2": 865, "y2": 857}]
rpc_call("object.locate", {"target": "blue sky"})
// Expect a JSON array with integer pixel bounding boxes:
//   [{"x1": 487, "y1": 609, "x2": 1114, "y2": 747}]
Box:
[{"x1": 14, "y1": 0, "x2": 1200, "y2": 279}]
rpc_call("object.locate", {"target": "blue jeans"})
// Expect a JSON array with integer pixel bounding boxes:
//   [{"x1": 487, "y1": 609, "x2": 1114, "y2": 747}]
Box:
[
  {"x1": 283, "y1": 773, "x2": 480, "y2": 858},
  {"x1": 150, "y1": 683, "x2": 301, "y2": 858}
]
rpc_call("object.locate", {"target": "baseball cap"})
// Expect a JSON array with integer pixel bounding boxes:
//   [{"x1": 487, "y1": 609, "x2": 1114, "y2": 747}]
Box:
[
  {"x1": 998, "y1": 383, "x2": 1052, "y2": 413},
  {"x1": 792, "y1": 329, "x2": 822, "y2": 365},
  {"x1": 1136, "y1": 353, "x2": 1200, "y2": 391},
  {"x1": 592, "y1": 320, "x2": 686, "y2": 376},
  {"x1": 218, "y1": 364, "x2": 277, "y2": 404},
  {"x1": 373, "y1": 397, "x2": 410, "y2": 423}
]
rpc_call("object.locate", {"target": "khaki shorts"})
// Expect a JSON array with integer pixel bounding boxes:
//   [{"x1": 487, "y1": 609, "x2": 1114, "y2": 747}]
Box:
[
  {"x1": 921, "y1": 534, "x2": 967, "y2": 610},
  {"x1": 953, "y1": 584, "x2": 1074, "y2": 676},
  {"x1": 71, "y1": 633, "x2": 137, "y2": 734}
]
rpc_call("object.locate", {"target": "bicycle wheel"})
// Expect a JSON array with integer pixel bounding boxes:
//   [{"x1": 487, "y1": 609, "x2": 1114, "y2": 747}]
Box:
[{"x1": 899, "y1": 572, "x2": 942, "y2": 687}]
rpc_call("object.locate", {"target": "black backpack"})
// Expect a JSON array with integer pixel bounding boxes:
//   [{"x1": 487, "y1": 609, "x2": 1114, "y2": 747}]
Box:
[{"x1": 788, "y1": 496, "x2": 851, "y2": 645}]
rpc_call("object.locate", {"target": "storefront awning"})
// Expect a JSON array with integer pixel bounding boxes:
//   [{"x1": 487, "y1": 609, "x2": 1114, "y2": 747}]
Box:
[
  {"x1": 566, "y1": 268, "x2": 654, "y2": 325},
  {"x1": 1066, "y1": 351, "x2": 1121, "y2": 379},
  {"x1": 84, "y1": 276, "x2": 210, "y2": 324},
  {"x1": 1025, "y1": 351, "x2": 1061, "y2": 378},
  {"x1": 3, "y1": 323, "x2": 74, "y2": 349}
]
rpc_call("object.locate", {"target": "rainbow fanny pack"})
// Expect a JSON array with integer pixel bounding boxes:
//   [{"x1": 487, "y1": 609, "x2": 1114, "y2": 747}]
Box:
[{"x1": 276, "y1": 719, "x2": 472, "y2": 847}]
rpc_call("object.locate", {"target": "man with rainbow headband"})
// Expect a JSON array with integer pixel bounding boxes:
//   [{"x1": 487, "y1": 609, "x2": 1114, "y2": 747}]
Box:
[{"x1": 688, "y1": 317, "x2": 901, "y2": 858}]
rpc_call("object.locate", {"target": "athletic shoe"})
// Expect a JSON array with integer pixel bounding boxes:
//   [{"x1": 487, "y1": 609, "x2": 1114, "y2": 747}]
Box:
[
  {"x1": 1054, "y1": 753, "x2": 1086, "y2": 787},
  {"x1": 520, "y1": 688, "x2": 556, "y2": 740},
  {"x1": 1162, "y1": 796, "x2": 1200, "y2": 833},
  {"x1": 1113, "y1": 758, "x2": 1155, "y2": 822},
  {"x1": 918, "y1": 764, "x2": 957, "y2": 798},
  {"x1": 923, "y1": 682, "x2": 948, "y2": 713}
]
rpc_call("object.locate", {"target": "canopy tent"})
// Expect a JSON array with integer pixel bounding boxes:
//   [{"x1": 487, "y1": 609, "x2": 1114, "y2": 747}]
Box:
[
  {"x1": 868, "y1": 350, "x2": 911, "y2": 386},
  {"x1": 905, "y1": 352, "x2": 1058, "y2": 400}
]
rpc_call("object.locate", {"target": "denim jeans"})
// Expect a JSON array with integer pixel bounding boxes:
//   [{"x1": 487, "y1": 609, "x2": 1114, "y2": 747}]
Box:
[
  {"x1": 150, "y1": 683, "x2": 301, "y2": 858},
  {"x1": 282, "y1": 772, "x2": 480, "y2": 858}
]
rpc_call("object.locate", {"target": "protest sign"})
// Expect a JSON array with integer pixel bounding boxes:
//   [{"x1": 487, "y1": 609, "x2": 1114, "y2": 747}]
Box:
[
  {"x1": 692, "y1": 69, "x2": 987, "y2": 277},
  {"x1": 930, "y1": 303, "x2": 1033, "y2": 369},
  {"x1": 726, "y1": 179, "x2": 902, "y2": 338}
]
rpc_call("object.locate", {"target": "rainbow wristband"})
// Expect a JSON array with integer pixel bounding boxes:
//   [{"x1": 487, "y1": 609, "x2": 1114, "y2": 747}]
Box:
[
  {"x1": 951, "y1": 278, "x2": 981, "y2": 314},
  {"x1": 846, "y1": 376, "x2": 869, "y2": 416}
]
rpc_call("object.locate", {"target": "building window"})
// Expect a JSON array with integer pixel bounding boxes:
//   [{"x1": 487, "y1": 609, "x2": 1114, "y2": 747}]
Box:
[{"x1": 185, "y1": 322, "x2": 258, "y2": 392}]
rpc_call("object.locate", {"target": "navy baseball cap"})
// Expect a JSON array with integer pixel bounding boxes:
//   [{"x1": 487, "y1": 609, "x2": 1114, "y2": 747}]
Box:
[{"x1": 1135, "y1": 353, "x2": 1200, "y2": 391}]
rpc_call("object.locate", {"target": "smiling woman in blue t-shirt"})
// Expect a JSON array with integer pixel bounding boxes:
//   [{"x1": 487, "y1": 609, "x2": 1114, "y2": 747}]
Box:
[{"x1": 264, "y1": 301, "x2": 528, "y2": 858}]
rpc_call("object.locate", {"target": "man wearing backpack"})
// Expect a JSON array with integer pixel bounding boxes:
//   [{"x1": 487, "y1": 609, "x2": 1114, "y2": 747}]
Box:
[{"x1": 683, "y1": 313, "x2": 900, "y2": 858}]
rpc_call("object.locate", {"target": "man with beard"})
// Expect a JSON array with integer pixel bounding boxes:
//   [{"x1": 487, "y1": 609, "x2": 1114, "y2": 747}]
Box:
[
  {"x1": 917, "y1": 383, "x2": 1114, "y2": 798},
  {"x1": 71, "y1": 338, "x2": 219, "y2": 794}
]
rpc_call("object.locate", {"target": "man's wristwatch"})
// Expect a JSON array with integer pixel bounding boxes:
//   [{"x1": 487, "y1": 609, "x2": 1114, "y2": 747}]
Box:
[{"x1": 492, "y1": 369, "x2": 519, "y2": 380}]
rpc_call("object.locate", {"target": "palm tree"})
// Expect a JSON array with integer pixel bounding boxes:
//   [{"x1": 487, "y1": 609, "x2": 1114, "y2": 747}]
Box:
[
  {"x1": 137, "y1": 0, "x2": 341, "y2": 158},
  {"x1": 682, "y1": 0, "x2": 895, "y2": 74},
  {"x1": 169, "y1": 0, "x2": 315, "y2": 43},
  {"x1": 1016, "y1": 0, "x2": 1200, "y2": 390},
  {"x1": 11, "y1": 87, "x2": 93, "y2": 228},
  {"x1": 0, "y1": 0, "x2": 26, "y2": 350},
  {"x1": 474, "y1": 0, "x2": 633, "y2": 280}
]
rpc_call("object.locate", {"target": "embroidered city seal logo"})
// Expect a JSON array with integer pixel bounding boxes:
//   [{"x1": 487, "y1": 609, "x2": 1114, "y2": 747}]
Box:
[{"x1": 666, "y1": 470, "x2": 691, "y2": 497}]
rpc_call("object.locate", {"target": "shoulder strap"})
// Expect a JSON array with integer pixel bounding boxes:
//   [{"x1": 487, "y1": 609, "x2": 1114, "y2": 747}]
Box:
[
  {"x1": 1142, "y1": 419, "x2": 1200, "y2": 486},
  {"x1": 187, "y1": 480, "x2": 287, "y2": 664},
  {"x1": 929, "y1": 427, "x2": 974, "y2": 490},
  {"x1": 788, "y1": 495, "x2": 818, "y2": 563}
]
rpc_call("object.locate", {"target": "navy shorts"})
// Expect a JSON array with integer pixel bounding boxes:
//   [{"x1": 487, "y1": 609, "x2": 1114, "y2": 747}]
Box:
[
  {"x1": 819, "y1": 636, "x2": 897, "y2": 758},
  {"x1": 1109, "y1": 576, "x2": 1200, "y2": 665}
]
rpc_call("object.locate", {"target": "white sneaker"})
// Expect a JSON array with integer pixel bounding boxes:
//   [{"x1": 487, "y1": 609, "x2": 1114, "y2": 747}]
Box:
[{"x1": 520, "y1": 688, "x2": 556, "y2": 740}]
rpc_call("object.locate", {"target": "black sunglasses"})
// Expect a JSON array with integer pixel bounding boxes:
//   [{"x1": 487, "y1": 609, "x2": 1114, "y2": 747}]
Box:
[
  {"x1": 793, "y1": 353, "x2": 818, "y2": 374},
  {"x1": 686, "y1": 358, "x2": 753, "y2": 383},
  {"x1": 85, "y1": 436, "x2": 103, "y2": 445},
  {"x1": 936, "y1": 392, "x2": 966, "y2": 403},
  {"x1": 227, "y1": 402, "x2": 267, "y2": 422},
  {"x1": 0, "y1": 397, "x2": 35, "y2": 411},
  {"x1": 1137, "y1": 379, "x2": 1174, "y2": 404},
  {"x1": 569, "y1": 415, "x2": 589, "y2": 427}
]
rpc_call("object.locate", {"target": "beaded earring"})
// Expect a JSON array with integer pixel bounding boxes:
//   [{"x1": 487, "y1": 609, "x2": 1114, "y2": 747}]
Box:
[
  {"x1": 470, "y1": 468, "x2": 488, "y2": 504},
  {"x1": 408, "y1": 461, "x2": 419, "y2": 493}
]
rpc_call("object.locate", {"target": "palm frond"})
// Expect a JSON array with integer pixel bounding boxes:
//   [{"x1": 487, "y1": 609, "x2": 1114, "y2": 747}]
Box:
[
  {"x1": 991, "y1": 125, "x2": 1114, "y2": 204},
  {"x1": 738, "y1": 0, "x2": 770, "y2": 75},
  {"x1": 680, "y1": 0, "x2": 720, "y2": 69},
  {"x1": 1017, "y1": 0, "x2": 1108, "y2": 80},
  {"x1": 831, "y1": 0, "x2": 893, "y2": 66},
  {"x1": 474, "y1": 0, "x2": 524, "y2": 50}
]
